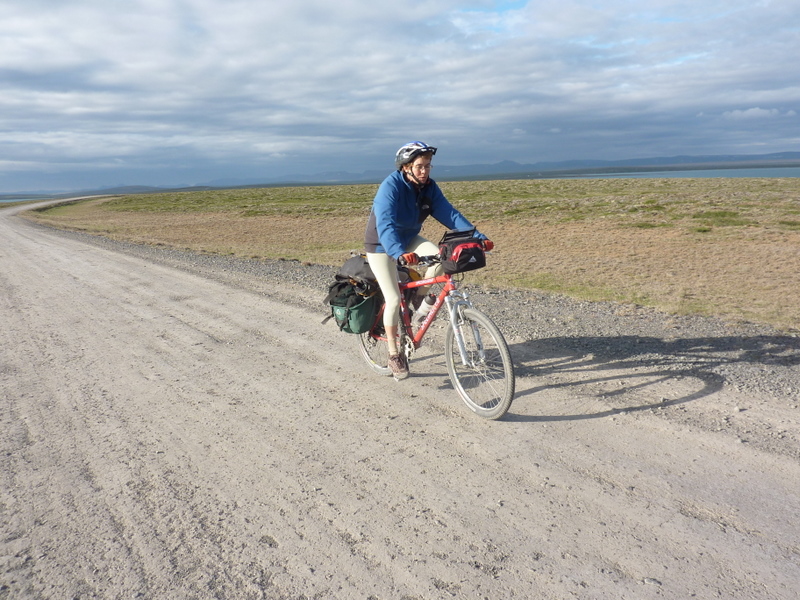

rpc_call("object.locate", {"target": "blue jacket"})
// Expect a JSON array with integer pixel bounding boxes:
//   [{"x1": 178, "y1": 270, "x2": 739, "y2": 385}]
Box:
[{"x1": 364, "y1": 170, "x2": 483, "y2": 259}]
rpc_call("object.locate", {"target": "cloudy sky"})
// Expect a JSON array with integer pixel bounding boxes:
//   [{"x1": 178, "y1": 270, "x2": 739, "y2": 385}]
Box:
[{"x1": 1, "y1": 0, "x2": 798, "y2": 192}]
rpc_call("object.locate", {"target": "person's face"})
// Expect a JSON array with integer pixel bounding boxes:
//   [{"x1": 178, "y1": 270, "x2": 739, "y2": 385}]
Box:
[{"x1": 404, "y1": 156, "x2": 432, "y2": 184}]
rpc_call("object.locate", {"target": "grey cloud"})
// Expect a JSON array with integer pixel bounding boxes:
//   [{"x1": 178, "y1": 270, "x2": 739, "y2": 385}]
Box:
[{"x1": 0, "y1": 0, "x2": 797, "y2": 191}]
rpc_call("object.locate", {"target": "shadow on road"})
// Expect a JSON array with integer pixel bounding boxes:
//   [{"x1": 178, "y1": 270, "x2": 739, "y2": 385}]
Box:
[{"x1": 504, "y1": 333, "x2": 800, "y2": 422}]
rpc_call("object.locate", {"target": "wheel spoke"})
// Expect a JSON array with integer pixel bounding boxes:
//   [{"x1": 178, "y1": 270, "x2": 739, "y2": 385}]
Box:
[
  {"x1": 359, "y1": 330, "x2": 391, "y2": 376},
  {"x1": 445, "y1": 308, "x2": 515, "y2": 419}
]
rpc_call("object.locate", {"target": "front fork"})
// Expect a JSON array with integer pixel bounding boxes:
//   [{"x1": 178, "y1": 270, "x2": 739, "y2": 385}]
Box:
[{"x1": 444, "y1": 289, "x2": 484, "y2": 367}]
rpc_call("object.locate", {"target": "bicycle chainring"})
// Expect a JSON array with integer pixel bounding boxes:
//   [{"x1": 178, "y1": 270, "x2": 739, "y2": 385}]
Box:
[{"x1": 403, "y1": 337, "x2": 415, "y2": 360}]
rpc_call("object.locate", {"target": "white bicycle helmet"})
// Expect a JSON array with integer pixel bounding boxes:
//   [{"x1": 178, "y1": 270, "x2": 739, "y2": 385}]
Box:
[{"x1": 395, "y1": 141, "x2": 437, "y2": 169}]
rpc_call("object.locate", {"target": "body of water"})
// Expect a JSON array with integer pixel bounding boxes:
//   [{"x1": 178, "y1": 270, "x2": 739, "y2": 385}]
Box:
[{"x1": 565, "y1": 166, "x2": 800, "y2": 180}]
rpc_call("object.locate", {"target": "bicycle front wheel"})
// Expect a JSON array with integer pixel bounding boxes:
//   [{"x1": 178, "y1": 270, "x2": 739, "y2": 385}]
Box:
[
  {"x1": 358, "y1": 330, "x2": 391, "y2": 376},
  {"x1": 445, "y1": 308, "x2": 515, "y2": 419}
]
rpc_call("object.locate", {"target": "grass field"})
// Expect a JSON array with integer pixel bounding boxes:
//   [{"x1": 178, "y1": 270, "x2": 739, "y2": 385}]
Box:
[{"x1": 26, "y1": 177, "x2": 800, "y2": 331}]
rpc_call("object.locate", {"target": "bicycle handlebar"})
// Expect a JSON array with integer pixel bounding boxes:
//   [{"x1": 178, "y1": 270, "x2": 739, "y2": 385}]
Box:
[
  {"x1": 397, "y1": 254, "x2": 441, "y2": 267},
  {"x1": 416, "y1": 254, "x2": 441, "y2": 267}
]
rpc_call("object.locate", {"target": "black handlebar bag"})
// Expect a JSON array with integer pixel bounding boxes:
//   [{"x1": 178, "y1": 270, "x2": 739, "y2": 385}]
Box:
[{"x1": 438, "y1": 229, "x2": 486, "y2": 274}]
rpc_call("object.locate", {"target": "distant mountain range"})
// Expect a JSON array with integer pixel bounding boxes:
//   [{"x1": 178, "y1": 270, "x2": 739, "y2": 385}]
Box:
[
  {"x1": 5, "y1": 151, "x2": 798, "y2": 198},
  {"x1": 199, "y1": 151, "x2": 800, "y2": 188}
]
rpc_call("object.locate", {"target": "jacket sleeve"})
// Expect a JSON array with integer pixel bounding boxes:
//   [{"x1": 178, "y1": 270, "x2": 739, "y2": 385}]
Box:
[
  {"x1": 429, "y1": 184, "x2": 487, "y2": 240},
  {"x1": 372, "y1": 178, "x2": 407, "y2": 259}
]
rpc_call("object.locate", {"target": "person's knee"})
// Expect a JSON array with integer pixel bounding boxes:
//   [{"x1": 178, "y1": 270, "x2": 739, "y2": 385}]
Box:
[
  {"x1": 410, "y1": 236, "x2": 438, "y2": 257},
  {"x1": 383, "y1": 295, "x2": 400, "y2": 324}
]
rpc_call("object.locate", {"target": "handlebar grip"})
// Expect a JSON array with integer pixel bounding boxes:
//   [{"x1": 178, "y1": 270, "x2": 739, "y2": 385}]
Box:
[{"x1": 416, "y1": 254, "x2": 441, "y2": 266}]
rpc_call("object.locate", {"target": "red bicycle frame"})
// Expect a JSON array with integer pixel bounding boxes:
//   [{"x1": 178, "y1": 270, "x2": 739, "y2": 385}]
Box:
[{"x1": 372, "y1": 272, "x2": 456, "y2": 349}]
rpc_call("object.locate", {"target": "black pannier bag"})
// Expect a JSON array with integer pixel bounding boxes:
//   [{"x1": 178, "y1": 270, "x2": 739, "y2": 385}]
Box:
[
  {"x1": 438, "y1": 228, "x2": 486, "y2": 274},
  {"x1": 322, "y1": 254, "x2": 381, "y2": 334},
  {"x1": 335, "y1": 254, "x2": 377, "y2": 294}
]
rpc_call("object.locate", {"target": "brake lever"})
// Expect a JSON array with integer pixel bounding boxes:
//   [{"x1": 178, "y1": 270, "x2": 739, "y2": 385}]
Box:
[{"x1": 416, "y1": 255, "x2": 441, "y2": 268}]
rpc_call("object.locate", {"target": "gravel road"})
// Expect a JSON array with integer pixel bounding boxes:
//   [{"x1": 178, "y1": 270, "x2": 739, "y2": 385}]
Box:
[{"x1": 2, "y1": 201, "x2": 799, "y2": 599}]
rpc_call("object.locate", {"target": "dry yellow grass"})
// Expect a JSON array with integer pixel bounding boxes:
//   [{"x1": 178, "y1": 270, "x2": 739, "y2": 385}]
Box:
[{"x1": 26, "y1": 178, "x2": 800, "y2": 330}]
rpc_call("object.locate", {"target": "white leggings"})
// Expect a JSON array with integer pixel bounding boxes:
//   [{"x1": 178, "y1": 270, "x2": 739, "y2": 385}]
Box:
[{"x1": 366, "y1": 235, "x2": 441, "y2": 329}]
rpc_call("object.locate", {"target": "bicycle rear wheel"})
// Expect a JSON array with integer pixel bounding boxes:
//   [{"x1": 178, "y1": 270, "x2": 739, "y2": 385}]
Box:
[
  {"x1": 358, "y1": 329, "x2": 391, "y2": 376},
  {"x1": 445, "y1": 307, "x2": 515, "y2": 419}
]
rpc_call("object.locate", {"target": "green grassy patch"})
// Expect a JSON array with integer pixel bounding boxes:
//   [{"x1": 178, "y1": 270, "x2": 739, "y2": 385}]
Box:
[
  {"x1": 627, "y1": 222, "x2": 672, "y2": 229},
  {"x1": 509, "y1": 272, "x2": 653, "y2": 306},
  {"x1": 691, "y1": 210, "x2": 757, "y2": 227},
  {"x1": 100, "y1": 185, "x2": 378, "y2": 216}
]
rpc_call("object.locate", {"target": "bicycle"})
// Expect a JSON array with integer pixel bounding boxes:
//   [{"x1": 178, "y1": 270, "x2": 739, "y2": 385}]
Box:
[{"x1": 358, "y1": 255, "x2": 515, "y2": 420}]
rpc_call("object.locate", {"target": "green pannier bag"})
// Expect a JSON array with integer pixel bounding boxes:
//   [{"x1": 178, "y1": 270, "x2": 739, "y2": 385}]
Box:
[
  {"x1": 330, "y1": 285, "x2": 378, "y2": 334},
  {"x1": 322, "y1": 254, "x2": 381, "y2": 334},
  {"x1": 325, "y1": 281, "x2": 379, "y2": 334}
]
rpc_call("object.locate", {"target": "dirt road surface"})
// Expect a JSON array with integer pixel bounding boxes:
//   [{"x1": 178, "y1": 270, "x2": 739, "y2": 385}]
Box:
[{"x1": 2, "y1": 201, "x2": 799, "y2": 599}]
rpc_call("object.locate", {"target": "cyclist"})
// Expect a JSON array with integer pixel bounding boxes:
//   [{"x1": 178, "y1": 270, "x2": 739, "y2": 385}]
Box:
[{"x1": 364, "y1": 141, "x2": 493, "y2": 381}]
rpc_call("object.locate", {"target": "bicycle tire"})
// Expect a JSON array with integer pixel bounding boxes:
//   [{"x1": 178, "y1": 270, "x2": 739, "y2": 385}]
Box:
[
  {"x1": 358, "y1": 330, "x2": 392, "y2": 376},
  {"x1": 445, "y1": 307, "x2": 515, "y2": 419}
]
